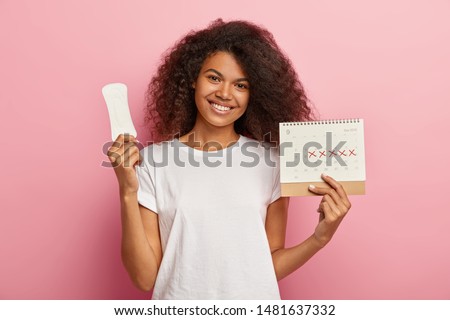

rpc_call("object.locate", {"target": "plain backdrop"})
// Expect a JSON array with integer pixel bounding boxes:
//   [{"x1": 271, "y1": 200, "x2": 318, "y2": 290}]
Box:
[{"x1": 1, "y1": 0, "x2": 449, "y2": 299}]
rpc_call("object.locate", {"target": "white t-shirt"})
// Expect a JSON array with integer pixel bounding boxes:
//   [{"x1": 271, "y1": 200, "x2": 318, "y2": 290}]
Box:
[{"x1": 136, "y1": 135, "x2": 281, "y2": 299}]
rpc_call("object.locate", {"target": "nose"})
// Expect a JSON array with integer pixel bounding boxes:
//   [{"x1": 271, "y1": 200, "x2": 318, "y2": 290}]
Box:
[{"x1": 215, "y1": 83, "x2": 232, "y2": 100}]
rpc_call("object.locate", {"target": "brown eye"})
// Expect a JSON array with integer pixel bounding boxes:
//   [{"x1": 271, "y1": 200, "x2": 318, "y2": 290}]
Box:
[
  {"x1": 236, "y1": 83, "x2": 249, "y2": 90},
  {"x1": 208, "y1": 75, "x2": 220, "y2": 82}
]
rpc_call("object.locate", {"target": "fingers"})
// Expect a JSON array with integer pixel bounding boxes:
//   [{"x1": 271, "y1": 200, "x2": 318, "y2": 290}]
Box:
[
  {"x1": 321, "y1": 202, "x2": 333, "y2": 220},
  {"x1": 112, "y1": 134, "x2": 138, "y2": 148},
  {"x1": 309, "y1": 173, "x2": 352, "y2": 221},
  {"x1": 316, "y1": 204, "x2": 325, "y2": 221},
  {"x1": 309, "y1": 175, "x2": 351, "y2": 209},
  {"x1": 320, "y1": 174, "x2": 351, "y2": 209},
  {"x1": 123, "y1": 149, "x2": 142, "y2": 167},
  {"x1": 107, "y1": 134, "x2": 140, "y2": 167},
  {"x1": 313, "y1": 184, "x2": 341, "y2": 207},
  {"x1": 311, "y1": 191, "x2": 347, "y2": 220},
  {"x1": 116, "y1": 133, "x2": 138, "y2": 145},
  {"x1": 324, "y1": 195, "x2": 342, "y2": 216}
]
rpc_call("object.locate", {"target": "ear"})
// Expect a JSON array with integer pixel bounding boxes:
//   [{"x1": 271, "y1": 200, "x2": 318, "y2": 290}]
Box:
[{"x1": 191, "y1": 81, "x2": 196, "y2": 89}]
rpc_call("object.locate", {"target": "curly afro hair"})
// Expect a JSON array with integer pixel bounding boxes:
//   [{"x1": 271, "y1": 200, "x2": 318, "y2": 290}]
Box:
[{"x1": 144, "y1": 18, "x2": 315, "y2": 144}]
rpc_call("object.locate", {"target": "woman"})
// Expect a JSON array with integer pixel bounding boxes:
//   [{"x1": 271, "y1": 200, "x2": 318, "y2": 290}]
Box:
[{"x1": 107, "y1": 19, "x2": 351, "y2": 299}]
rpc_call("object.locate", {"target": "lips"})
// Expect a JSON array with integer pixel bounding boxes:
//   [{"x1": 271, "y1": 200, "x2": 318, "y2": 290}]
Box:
[{"x1": 208, "y1": 100, "x2": 235, "y2": 112}]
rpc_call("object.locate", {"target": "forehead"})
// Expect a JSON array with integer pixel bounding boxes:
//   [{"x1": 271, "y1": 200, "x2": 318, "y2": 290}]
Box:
[{"x1": 200, "y1": 51, "x2": 247, "y2": 77}]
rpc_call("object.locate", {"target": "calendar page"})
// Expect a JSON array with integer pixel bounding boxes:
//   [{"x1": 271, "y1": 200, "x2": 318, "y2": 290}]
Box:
[{"x1": 279, "y1": 119, "x2": 366, "y2": 196}]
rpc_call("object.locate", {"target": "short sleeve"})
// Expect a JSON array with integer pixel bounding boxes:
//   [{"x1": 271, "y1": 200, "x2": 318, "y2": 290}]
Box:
[
  {"x1": 269, "y1": 148, "x2": 281, "y2": 204},
  {"x1": 135, "y1": 148, "x2": 158, "y2": 213}
]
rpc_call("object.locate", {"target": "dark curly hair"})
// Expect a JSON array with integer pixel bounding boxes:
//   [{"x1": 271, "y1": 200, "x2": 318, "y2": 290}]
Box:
[{"x1": 144, "y1": 18, "x2": 315, "y2": 144}]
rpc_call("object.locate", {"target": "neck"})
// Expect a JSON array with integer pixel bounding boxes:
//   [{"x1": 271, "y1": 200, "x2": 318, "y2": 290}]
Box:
[{"x1": 179, "y1": 123, "x2": 240, "y2": 151}]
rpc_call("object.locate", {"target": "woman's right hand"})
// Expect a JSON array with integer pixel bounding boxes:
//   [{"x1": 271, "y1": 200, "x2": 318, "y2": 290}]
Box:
[{"x1": 107, "y1": 133, "x2": 142, "y2": 196}]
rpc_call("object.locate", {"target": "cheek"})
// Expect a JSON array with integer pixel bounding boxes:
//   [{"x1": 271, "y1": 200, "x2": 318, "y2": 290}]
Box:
[
  {"x1": 194, "y1": 82, "x2": 209, "y2": 100},
  {"x1": 238, "y1": 92, "x2": 250, "y2": 107}
]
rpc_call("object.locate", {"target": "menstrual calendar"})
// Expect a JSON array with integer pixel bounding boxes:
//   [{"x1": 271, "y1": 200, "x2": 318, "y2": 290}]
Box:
[{"x1": 279, "y1": 119, "x2": 366, "y2": 196}]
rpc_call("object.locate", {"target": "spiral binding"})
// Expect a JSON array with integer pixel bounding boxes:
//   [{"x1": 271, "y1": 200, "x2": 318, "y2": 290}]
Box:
[{"x1": 281, "y1": 119, "x2": 361, "y2": 126}]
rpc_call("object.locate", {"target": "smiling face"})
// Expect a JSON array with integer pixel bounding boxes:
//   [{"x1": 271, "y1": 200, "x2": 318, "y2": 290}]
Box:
[{"x1": 192, "y1": 51, "x2": 250, "y2": 134}]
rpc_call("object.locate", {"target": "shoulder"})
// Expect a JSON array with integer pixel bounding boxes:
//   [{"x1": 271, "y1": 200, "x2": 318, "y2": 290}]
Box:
[{"x1": 140, "y1": 140, "x2": 175, "y2": 166}]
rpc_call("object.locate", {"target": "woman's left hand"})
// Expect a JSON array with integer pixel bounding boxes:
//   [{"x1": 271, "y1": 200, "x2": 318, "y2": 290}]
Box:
[{"x1": 308, "y1": 173, "x2": 352, "y2": 248}]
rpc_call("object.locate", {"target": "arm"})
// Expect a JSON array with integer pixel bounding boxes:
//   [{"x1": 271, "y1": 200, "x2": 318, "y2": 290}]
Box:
[
  {"x1": 265, "y1": 174, "x2": 351, "y2": 281},
  {"x1": 265, "y1": 197, "x2": 324, "y2": 281},
  {"x1": 107, "y1": 134, "x2": 162, "y2": 291},
  {"x1": 120, "y1": 194, "x2": 163, "y2": 291}
]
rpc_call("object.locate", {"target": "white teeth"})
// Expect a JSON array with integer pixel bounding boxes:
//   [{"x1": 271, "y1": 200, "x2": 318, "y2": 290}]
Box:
[{"x1": 211, "y1": 102, "x2": 231, "y2": 111}]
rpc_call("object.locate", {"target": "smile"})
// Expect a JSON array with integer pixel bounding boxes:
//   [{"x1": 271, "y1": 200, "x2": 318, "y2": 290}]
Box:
[{"x1": 210, "y1": 102, "x2": 235, "y2": 112}]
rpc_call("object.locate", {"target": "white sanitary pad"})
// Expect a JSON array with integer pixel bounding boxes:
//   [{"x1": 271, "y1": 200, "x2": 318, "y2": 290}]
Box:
[{"x1": 102, "y1": 83, "x2": 137, "y2": 141}]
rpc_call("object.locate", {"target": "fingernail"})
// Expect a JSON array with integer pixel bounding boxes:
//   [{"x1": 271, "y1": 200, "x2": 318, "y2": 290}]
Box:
[
  {"x1": 309, "y1": 184, "x2": 315, "y2": 189},
  {"x1": 321, "y1": 173, "x2": 328, "y2": 178}
]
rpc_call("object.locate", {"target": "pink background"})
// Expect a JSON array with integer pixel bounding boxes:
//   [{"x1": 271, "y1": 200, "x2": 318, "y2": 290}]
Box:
[{"x1": 1, "y1": 0, "x2": 449, "y2": 299}]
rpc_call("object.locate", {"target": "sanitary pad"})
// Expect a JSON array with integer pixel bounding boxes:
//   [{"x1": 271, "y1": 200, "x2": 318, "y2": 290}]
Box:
[{"x1": 102, "y1": 83, "x2": 137, "y2": 141}]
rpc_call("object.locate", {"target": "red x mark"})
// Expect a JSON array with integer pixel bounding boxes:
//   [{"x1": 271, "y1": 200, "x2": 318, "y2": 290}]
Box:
[
  {"x1": 349, "y1": 149, "x2": 356, "y2": 156},
  {"x1": 329, "y1": 150, "x2": 337, "y2": 157},
  {"x1": 308, "y1": 150, "x2": 317, "y2": 158},
  {"x1": 319, "y1": 151, "x2": 326, "y2": 158},
  {"x1": 338, "y1": 150, "x2": 347, "y2": 157}
]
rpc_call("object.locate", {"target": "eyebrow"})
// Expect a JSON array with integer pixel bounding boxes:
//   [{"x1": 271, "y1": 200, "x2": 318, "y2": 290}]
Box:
[{"x1": 203, "y1": 68, "x2": 249, "y2": 82}]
